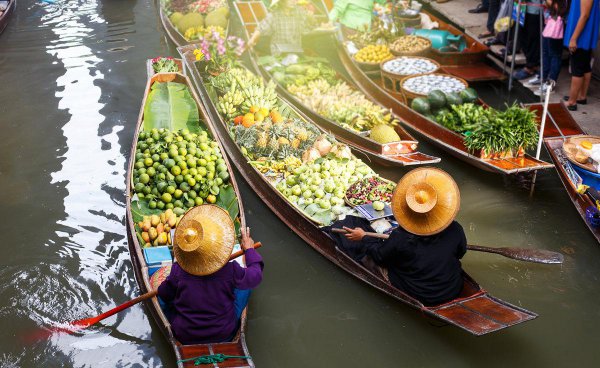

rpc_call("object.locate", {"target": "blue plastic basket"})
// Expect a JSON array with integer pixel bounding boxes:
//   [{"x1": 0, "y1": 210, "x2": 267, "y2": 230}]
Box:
[
  {"x1": 585, "y1": 206, "x2": 600, "y2": 228},
  {"x1": 572, "y1": 165, "x2": 600, "y2": 189}
]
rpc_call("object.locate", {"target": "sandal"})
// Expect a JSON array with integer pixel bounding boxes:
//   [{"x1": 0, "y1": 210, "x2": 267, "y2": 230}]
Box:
[
  {"x1": 565, "y1": 103, "x2": 578, "y2": 111},
  {"x1": 563, "y1": 96, "x2": 587, "y2": 105}
]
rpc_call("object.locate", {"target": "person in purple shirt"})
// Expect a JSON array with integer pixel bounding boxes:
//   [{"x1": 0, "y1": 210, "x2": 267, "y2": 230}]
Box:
[{"x1": 157, "y1": 205, "x2": 263, "y2": 345}]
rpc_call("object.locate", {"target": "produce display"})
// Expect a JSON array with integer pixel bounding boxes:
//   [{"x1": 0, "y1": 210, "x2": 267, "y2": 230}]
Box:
[
  {"x1": 347, "y1": 18, "x2": 403, "y2": 46},
  {"x1": 163, "y1": 0, "x2": 230, "y2": 41},
  {"x1": 136, "y1": 209, "x2": 180, "y2": 247},
  {"x1": 353, "y1": 44, "x2": 393, "y2": 64},
  {"x1": 390, "y1": 35, "x2": 431, "y2": 54},
  {"x1": 132, "y1": 128, "x2": 231, "y2": 211},
  {"x1": 261, "y1": 55, "x2": 401, "y2": 142},
  {"x1": 382, "y1": 57, "x2": 438, "y2": 76},
  {"x1": 345, "y1": 177, "x2": 395, "y2": 206},
  {"x1": 151, "y1": 57, "x2": 180, "y2": 73},
  {"x1": 402, "y1": 74, "x2": 466, "y2": 96},
  {"x1": 204, "y1": 63, "x2": 393, "y2": 225}
]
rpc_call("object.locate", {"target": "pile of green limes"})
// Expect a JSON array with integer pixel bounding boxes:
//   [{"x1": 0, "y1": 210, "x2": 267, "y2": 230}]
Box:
[{"x1": 132, "y1": 128, "x2": 230, "y2": 212}]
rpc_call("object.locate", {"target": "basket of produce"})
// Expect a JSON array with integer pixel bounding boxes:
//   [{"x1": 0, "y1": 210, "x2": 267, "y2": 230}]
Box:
[
  {"x1": 165, "y1": 0, "x2": 230, "y2": 42},
  {"x1": 353, "y1": 44, "x2": 394, "y2": 72},
  {"x1": 400, "y1": 73, "x2": 468, "y2": 101},
  {"x1": 410, "y1": 87, "x2": 479, "y2": 119},
  {"x1": 381, "y1": 56, "x2": 440, "y2": 94},
  {"x1": 390, "y1": 35, "x2": 432, "y2": 56},
  {"x1": 344, "y1": 176, "x2": 396, "y2": 207}
]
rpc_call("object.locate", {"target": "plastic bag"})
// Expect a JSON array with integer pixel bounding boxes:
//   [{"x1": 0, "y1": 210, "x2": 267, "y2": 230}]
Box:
[{"x1": 494, "y1": 0, "x2": 514, "y2": 33}]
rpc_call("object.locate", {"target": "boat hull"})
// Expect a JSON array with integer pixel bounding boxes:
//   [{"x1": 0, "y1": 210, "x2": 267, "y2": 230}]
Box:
[
  {"x1": 0, "y1": 0, "x2": 15, "y2": 35},
  {"x1": 125, "y1": 72, "x2": 254, "y2": 367}
]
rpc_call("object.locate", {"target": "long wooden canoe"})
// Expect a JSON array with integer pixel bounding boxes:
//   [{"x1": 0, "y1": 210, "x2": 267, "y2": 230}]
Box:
[
  {"x1": 179, "y1": 48, "x2": 538, "y2": 335},
  {"x1": 233, "y1": 1, "x2": 440, "y2": 167},
  {"x1": 0, "y1": 0, "x2": 15, "y2": 35},
  {"x1": 315, "y1": 0, "x2": 503, "y2": 82},
  {"x1": 331, "y1": 32, "x2": 554, "y2": 175},
  {"x1": 126, "y1": 70, "x2": 254, "y2": 367},
  {"x1": 527, "y1": 102, "x2": 600, "y2": 244}
]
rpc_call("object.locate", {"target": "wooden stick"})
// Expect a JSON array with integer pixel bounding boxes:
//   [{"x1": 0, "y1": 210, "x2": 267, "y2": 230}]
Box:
[{"x1": 330, "y1": 228, "x2": 563, "y2": 264}]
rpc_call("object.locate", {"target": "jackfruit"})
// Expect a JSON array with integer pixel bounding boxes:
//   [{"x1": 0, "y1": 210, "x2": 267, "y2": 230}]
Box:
[
  {"x1": 212, "y1": 7, "x2": 230, "y2": 18},
  {"x1": 177, "y1": 13, "x2": 204, "y2": 34},
  {"x1": 169, "y1": 12, "x2": 184, "y2": 26},
  {"x1": 205, "y1": 8, "x2": 228, "y2": 29},
  {"x1": 369, "y1": 124, "x2": 400, "y2": 144}
]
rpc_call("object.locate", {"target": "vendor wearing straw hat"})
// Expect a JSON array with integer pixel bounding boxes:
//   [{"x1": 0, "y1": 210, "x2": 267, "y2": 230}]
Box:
[
  {"x1": 157, "y1": 205, "x2": 263, "y2": 344},
  {"x1": 331, "y1": 167, "x2": 466, "y2": 306}
]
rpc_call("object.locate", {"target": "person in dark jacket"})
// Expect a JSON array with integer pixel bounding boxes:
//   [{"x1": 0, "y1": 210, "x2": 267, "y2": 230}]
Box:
[
  {"x1": 157, "y1": 205, "x2": 263, "y2": 344},
  {"x1": 331, "y1": 167, "x2": 466, "y2": 306}
]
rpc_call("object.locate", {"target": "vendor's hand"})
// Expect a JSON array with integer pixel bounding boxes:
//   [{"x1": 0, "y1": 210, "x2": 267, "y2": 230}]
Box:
[
  {"x1": 241, "y1": 227, "x2": 255, "y2": 251},
  {"x1": 343, "y1": 226, "x2": 366, "y2": 242},
  {"x1": 569, "y1": 38, "x2": 578, "y2": 53}
]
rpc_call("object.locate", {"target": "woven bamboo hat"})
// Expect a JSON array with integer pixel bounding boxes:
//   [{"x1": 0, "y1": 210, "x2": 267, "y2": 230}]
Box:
[
  {"x1": 391, "y1": 167, "x2": 460, "y2": 236},
  {"x1": 173, "y1": 204, "x2": 235, "y2": 276}
]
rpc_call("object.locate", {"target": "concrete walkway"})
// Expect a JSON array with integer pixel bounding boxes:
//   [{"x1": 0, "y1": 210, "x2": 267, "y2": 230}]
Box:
[{"x1": 423, "y1": 0, "x2": 600, "y2": 135}]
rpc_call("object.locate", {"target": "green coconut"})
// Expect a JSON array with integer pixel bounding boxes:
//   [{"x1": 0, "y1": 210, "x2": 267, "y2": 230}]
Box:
[
  {"x1": 169, "y1": 12, "x2": 184, "y2": 26},
  {"x1": 176, "y1": 13, "x2": 204, "y2": 34}
]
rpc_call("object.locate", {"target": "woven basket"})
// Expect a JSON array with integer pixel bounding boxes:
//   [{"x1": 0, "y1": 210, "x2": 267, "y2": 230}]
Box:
[
  {"x1": 354, "y1": 58, "x2": 385, "y2": 72},
  {"x1": 381, "y1": 56, "x2": 440, "y2": 94},
  {"x1": 390, "y1": 36, "x2": 432, "y2": 57},
  {"x1": 399, "y1": 73, "x2": 469, "y2": 101}
]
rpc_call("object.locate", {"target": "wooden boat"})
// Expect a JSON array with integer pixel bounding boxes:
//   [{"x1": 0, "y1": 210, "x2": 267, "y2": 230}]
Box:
[
  {"x1": 178, "y1": 47, "x2": 538, "y2": 335},
  {"x1": 126, "y1": 70, "x2": 254, "y2": 367},
  {"x1": 332, "y1": 31, "x2": 554, "y2": 175},
  {"x1": 316, "y1": 0, "x2": 504, "y2": 82},
  {"x1": 233, "y1": 1, "x2": 440, "y2": 167},
  {"x1": 0, "y1": 0, "x2": 15, "y2": 35},
  {"x1": 528, "y1": 102, "x2": 600, "y2": 244}
]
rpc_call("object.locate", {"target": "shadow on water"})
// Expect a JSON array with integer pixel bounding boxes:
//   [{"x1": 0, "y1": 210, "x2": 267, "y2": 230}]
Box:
[{"x1": 1, "y1": 0, "x2": 600, "y2": 367}]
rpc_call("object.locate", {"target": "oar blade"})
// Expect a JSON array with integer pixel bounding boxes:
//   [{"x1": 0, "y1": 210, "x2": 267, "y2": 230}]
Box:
[{"x1": 499, "y1": 247, "x2": 564, "y2": 264}]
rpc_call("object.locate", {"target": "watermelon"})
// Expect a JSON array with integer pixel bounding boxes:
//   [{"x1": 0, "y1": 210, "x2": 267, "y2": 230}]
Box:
[
  {"x1": 445, "y1": 92, "x2": 463, "y2": 106},
  {"x1": 427, "y1": 90, "x2": 447, "y2": 110},
  {"x1": 433, "y1": 107, "x2": 450, "y2": 116},
  {"x1": 460, "y1": 87, "x2": 478, "y2": 103},
  {"x1": 411, "y1": 97, "x2": 431, "y2": 115}
]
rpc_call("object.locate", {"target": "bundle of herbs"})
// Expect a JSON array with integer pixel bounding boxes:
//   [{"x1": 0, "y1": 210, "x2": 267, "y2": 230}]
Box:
[{"x1": 437, "y1": 103, "x2": 538, "y2": 157}]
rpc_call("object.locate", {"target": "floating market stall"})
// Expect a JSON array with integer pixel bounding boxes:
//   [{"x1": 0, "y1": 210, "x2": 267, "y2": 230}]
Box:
[
  {"x1": 334, "y1": 31, "x2": 554, "y2": 174},
  {"x1": 177, "y1": 45, "x2": 538, "y2": 335},
  {"x1": 158, "y1": 0, "x2": 231, "y2": 47},
  {"x1": 232, "y1": 1, "x2": 440, "y2": 167},
  {"x1": 533, "y1": 102, "x2": 600, "y2": 244},
  {"x1": 126, "y1": 68, "x2": 254, "y2": 367}
]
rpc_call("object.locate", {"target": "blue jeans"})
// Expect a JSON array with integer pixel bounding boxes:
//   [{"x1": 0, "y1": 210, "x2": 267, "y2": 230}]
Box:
[
  {"x1": 233, "y1": 288, "x2": 251, "y2": 319},
  {"x1": 542, "y1": 37, "x2": 563, "y2": 82}
]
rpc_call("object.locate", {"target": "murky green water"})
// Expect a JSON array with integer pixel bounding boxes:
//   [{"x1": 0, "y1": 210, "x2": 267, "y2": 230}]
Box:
[{"x1": 1, "y1": 1, "x2": 599, "y2": 367}]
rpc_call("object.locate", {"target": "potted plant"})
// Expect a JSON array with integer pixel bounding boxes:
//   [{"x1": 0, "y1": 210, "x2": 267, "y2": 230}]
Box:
[{"x1": 193, "y1": 32, "x2": 245, "y2": 76}]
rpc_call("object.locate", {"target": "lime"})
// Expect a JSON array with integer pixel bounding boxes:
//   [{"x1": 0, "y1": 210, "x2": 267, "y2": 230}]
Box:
[
  {"x1": 178, "y1": 161, "x2": 187, "y2": 170},
  {"x1": 161, "y1": 193, "x2": 173, "y2": 203},
  {"x1": 139, "y1": 173, "x2": 150, "y2": 184},
  {"x1": 174, "y1": 189, "x2": 183, "y2": 199},
  {"x1": 175, "y1": 175, "x2": 184, "y2": 184},
  {"x1": 138, "y1": 193, "x2": 145, "y2": 200},
  {"x1": 144, "y1": 158, "x2": 153, "y2": 167},
  {"x1": 166, "y1": 203, "x2": 174, "y2": 209},
  {"x1": 158, "y1": 165, "x2": 168, "y2": 174},
  {"x1": 151, "y1": 154, "x2": 160, "y2": 162},
  {"x1": 181, "y1": 169, "x2": 189, "y2": 176},
  {"x1": 134, "y1": 182, "x2": 145, "y2": 193},
  {"x1": 207, "y1": 172, "x2": 215, "y2": 180},
  {"x1": 171, "y1": 165, "x2": 181, "y2": 176},
  {"x1": 158, "y1": 173, "x2": 166, "y2": 181},
  {"x1": 198, "y1": 158, "x2": 207, "y2": 167},
  {"x1": 135, "y1": 161, "x2": 144, "y2": 169},
  {"x1": 207, "y1": 194, "x2": 217, "y2": 204},
  {"x1": 157, "y1": 181, "x2": 168, "y2": 193},
  {"x1": 166, "y1": 185, "x2": 176, "y2": 194},
  {"x1": 197, "y1": 167, "x2": 207, "y2": 177},
  {"x1": 194, "y1": 197, "x2": 204, "y2": 206},
  {"x1": 215, "y1": 177, "x2": 223, "y2": 186},
  {"x1": 149, "y1": 200, "x2": 157, "y2": 209},
  {"x1": 135, "y1": 153, "x2": 144, "y2": 160},
  {"x1": 188, "y1": 190, "x2": 197, "y2": 199},
  {"x1": 146, "y1": 167, "x2": 156, "y2": 177},
  {"x1": 186, "y1": 177, "x2": 196, "y2": 187},
  {"x1": 169, "y1": 149, "x2": 178, "y2": 158},
  {"x1": 189, "y1": 168, "x2": 198, "y2": 176},
  {"x1": 157, "y1": 201, "x2": 165, "y2": 210},
  {"x1": 142, "y1": 186, "x2": 151, "y2": 195},
  {"x1": 185, "y1": 199, "x2": 195, "y2": 208},
  {"x1": 178, "y1": 148, "x2": 187, "y2": 157},
  {"x1": 187, "y1": 158, "x2": 197, "y2": 168},
  {"x1": 165, "y1": 159, "x2": 176, "y2": 169},
  {"x1": 174, "y1": 200, "x2": 183, "y2": 208},
  {"x1": 160, "y1": 153, "x2": 169, "y2": 161}
]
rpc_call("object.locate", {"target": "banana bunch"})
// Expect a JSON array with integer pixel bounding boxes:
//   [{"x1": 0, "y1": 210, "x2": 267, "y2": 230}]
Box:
[
  {"x1": 218, "y1": 89, "x2": 245, "y2": 119},
  {"x1": 239, "y1": 81, "x2": 277, "y2": 112}
]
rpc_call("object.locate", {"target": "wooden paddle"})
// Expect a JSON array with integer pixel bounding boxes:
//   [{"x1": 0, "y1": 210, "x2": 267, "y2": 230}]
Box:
[
  {"x1": 330, "y1": 228, "x2": 563, "y2": 264},
  {"x1": 70, "y1": 242, "x2": 262, "y2": 330}
]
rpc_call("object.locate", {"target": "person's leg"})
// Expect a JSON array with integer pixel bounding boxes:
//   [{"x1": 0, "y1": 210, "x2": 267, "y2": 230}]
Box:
[
  {"x1": 548, "y1": 38, "x2": 563, "y2": 82},
  {"x1": 523, "y1": 13, "x2": 541, "y2": 72},
  {"x1": 580, "y1": 72, "x2": 592, "y2": 100},
  {"x1": 233, "y1": 288, "x2": 251, "y2": 320},
  {"x1": 542, "y1": 37, "x2": 551, "y2": 81},
  {"x1": 486, "y1": 0, "x2": 501, "y2": 34}
]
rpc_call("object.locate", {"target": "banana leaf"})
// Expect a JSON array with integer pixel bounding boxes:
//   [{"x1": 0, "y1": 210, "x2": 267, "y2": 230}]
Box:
[
  {"x1": 143, "y1": 82, "x2": 200, "y2": 133},
  {"x1": 215, "y1": 184, "x2": 240, "y2": 222},
  {"x1": 131, "y1": 199, "x2": 162, "y2": 223}
]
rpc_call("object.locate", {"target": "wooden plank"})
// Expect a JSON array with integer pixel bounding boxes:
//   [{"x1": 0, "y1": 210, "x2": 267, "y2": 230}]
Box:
[
  {"x1": 462, "y1": 297, "x2": 527, "y2": 325},
  {"x1": 441, "y1": 64, "x2": 505, "y2": 82},
  {"x1": 434, "y1": 304, "x2": 505, "y2": 335}
]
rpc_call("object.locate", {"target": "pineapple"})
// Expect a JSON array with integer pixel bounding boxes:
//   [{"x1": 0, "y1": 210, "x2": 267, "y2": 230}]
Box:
[
  {"x1": 268, "y1": 138, "x2": 279, "y2": 151},
  {"x1": 296, "y1": 127, "x2": 309, "y2": 141},
  {"x1": 278, "y1": 137, "x2": 290, "y2": 146},
  {"x1": 256, "y1": 132, "x2": 268, "y2": 149},
  {"x1": 291, "y1": 138, "x2": 301, "y2": 149}
]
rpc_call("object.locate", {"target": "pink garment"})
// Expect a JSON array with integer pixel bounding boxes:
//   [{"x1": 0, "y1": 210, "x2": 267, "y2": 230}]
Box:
[{"x1": 543, "y1": 16, "x2": 564, "y2": 39}]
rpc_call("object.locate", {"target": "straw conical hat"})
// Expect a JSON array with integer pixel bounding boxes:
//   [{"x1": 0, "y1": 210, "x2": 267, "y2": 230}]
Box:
[
  {"x1": 391, "y1": 167, "x2": 460, "y2": 236},
  {"x1": 173, "y1": 205, "x2": 235, "y2": 276}
]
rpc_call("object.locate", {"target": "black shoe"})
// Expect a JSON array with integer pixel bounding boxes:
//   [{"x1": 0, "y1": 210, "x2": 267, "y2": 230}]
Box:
[
  {"x1": 563, "y1": 95, "x2": 587, "y2": 104},
  {"x1": 566, "y1": 103, "x2": 578, "y2": 111},
  {"x1": 468, "y1": 4, "x2": 489, "y2": 13}
]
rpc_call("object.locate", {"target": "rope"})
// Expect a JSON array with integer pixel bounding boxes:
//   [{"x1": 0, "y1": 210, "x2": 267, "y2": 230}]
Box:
[{"x1": 177, "y1": 353, "x2": 250, "y2": 366}]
